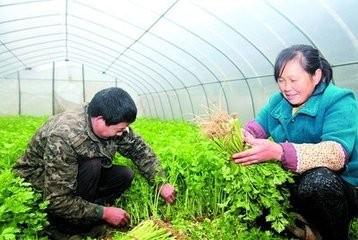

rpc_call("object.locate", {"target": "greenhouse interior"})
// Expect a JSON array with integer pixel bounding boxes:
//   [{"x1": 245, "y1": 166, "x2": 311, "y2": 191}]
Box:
[{"x1": 1, "y1": 0, "x2": 358, "y2": 239}]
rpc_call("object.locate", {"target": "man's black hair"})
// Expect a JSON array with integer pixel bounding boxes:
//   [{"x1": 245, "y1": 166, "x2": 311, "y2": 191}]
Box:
[{"x1": 87, "y1": 87, "x2": 137, "y2": 125}]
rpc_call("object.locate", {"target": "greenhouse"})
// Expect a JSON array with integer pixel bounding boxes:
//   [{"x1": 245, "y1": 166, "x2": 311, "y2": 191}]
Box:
[{"x1": 1, "y1": 0, "x2": 357, "y2": 239}]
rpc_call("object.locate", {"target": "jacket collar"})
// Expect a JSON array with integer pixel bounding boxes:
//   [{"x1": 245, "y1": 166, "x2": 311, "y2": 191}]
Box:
[
  {"x1": 84, "y1": 105, "x2": 102, "y2": 143},
  {"x1": 271, "y1": 82, "x2": 328, "y2": 119}
]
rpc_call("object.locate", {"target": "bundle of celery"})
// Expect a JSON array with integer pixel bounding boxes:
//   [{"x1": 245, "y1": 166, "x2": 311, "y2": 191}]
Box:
[
  {"x1": 113, "y1": 220, "x2": 176, "y2": 240},
  {"x1": 196, "y1": 110, "x2": 246, "y2": 156},
  {"x1": 196, "y1": 109, "x2": 293, "y2": 233}
]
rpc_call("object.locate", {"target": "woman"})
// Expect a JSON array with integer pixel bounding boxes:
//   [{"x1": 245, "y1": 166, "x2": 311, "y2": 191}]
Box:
[{"x1": 232, "y1": 44, "x2": 358, "y2": 240}]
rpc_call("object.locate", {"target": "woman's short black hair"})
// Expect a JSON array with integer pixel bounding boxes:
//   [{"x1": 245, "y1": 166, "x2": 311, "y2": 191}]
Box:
[
  {"x1": 87, "y1": 87, "x2": 137, "y2": 125},
  {"x1": 274, "y1": 44, "x2": 332, "y2": 84}
]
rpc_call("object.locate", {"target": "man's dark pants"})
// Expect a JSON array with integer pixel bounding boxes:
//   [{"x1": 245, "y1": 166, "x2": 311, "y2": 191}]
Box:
[{"x1": 48, "y1": 158, "x2": 134, "y2": 236}]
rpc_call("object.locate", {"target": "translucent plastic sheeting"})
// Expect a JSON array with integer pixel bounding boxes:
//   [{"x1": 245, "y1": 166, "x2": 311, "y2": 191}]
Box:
[
  {"x1": 0, "y1": 78, "x2": 18, "y2": 115},
  {"x1": 268, "y1": 0, "x2": 358, "y2": 64},
  {"x1": 0, "y1": 0, "x2": 357, "y2": 121},
  {"x1": 21, "y1": 79, "x2": 53, "y2": 115},
  {"x1": 333, "y1": 65, "x2": 358, "y2": 98}
]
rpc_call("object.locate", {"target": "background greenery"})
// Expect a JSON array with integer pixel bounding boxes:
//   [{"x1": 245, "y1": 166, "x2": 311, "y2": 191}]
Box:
[{"x1": 0, "y1": 116, "x2": 357, "y2": 239}]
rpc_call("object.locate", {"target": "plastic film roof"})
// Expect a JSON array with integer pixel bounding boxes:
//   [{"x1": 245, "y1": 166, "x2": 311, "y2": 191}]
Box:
[{"x1": 1, "y1": 0, "x2": 358, "y2": 121}]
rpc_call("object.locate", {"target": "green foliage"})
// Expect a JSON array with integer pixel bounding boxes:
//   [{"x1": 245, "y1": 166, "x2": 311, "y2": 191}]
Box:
[
  {"x1": 172, "y1": 215, "x2": 285, "y2": 240},
  {"x1": 0, "y1": 116, "x2": 48, "y2": 239},
  {"x1": 0, "y1": 170, "x2": 48, "y2": 240},
  {"x1": 113, "y1": 220, "x2": 175, "y2": 240},
  {"x1": 5, "y1": 116, "x2": 358, "y2": 239},
  {"x1": 220, "y1": 162, "x2": 293, "y2": 233},
  {"x1": 0, "y1": 116, "x2": 46, "y2": 170},
  {"x1": 197, "y1": 113, "x2": 293, "y2": 232},
  {"x1": 350, "y1": 219, "x2": 358, "y2": 240},
  {"x1": 116, "y1": 118, "x2": 293, "y2": 237}
]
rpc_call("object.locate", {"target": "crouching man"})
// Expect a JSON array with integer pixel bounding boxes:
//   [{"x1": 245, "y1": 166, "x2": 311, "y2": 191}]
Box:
[{"x1": 13, "y1": 87, "x2": 175, "y2": 238}]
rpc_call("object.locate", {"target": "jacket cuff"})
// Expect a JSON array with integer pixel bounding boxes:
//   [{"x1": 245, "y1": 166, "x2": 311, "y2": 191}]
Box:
[
  {"x1": 279, "y1": 142, "x2": 297, "y2": 172},
  {"x1": 96, "y1": 205, "x2": 104, "y2": 219},
  {"x1": 244, "y1": 120, "x2": 267, "y2": 139}
]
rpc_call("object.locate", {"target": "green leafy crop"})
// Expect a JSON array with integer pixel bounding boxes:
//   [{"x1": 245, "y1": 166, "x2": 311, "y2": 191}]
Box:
[
  {"x1": 0, "y1": 170, "x2": 48, "y2": 240},
  {"x1": 116, "y1": 117, "x2": 293, "y2": 237}
]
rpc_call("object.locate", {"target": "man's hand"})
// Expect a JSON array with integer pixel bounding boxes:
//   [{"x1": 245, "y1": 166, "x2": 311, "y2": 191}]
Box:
[
  {"x1": 232, "y1": 131, "x2": 283, "y2": 165},
  {"x1": 159, "y1": 183, "x2": 176, "y2": 204},
  {"x1": 102, "y1": 207, "x2": 130, "y2": 227}
]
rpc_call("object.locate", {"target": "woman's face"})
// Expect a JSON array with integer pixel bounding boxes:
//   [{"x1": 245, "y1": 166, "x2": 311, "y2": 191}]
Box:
[{"x1": 277, "y1": 59, "x2": 321, "y2": 107}]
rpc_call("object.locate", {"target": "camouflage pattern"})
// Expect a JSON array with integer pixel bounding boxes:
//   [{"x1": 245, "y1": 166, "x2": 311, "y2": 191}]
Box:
[{"x1": 13, "y1": 106, "x2": 164, "y2": 224}]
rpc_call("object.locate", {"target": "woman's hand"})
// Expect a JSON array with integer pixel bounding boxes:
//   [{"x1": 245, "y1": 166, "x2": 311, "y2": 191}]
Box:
[
  {"x1": 232, "y1": 131, "x2": 283, "y2": 165},
  {"x1": 159, "y1": 183, "x2": 176, "y2": 204}
]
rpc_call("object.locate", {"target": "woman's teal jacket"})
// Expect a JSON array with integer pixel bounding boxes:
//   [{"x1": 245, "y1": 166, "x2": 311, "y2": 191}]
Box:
[{"x1": 256, "y1": 82, "x2": 358, "y2": 186}]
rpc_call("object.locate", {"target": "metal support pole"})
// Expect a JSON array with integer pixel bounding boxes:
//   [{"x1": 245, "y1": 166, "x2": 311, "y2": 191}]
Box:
[
  {"x1": 82, "y1": 64, "x2": 86, "y2": 102},
  {"x1": 52, "y1": 62, "x2": 55, "y2": 115},
  {"x1": 17, "y1": 71, "x2": 21, "y2": 115}
]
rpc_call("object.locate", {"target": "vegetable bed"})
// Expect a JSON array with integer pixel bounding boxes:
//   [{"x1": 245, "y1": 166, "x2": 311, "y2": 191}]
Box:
[{"x1": 0, "y1": 116, "x2": 357, "y2": 240}]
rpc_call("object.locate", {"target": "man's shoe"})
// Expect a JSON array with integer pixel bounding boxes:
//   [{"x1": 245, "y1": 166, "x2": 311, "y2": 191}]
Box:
[
  {"x1": 286, "y1": 213, "x2": 322, "y2": 240},
  {"x1": 85, "y1": 223, "x2": 110, "y2": 238},
  {"x1": 67, "y1": 235, "x2": 82, "y2": 240},
  {"x1": 46, "y1": 227, "x2": 81, "y2": 240}
]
